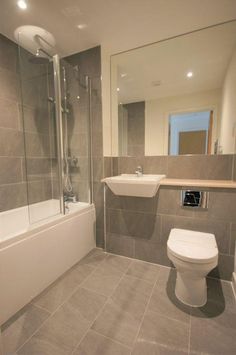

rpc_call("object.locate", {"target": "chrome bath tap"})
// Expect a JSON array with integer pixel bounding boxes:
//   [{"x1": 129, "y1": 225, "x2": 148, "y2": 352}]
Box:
[{"x1": 135, "y1": 165, "x2": 143, "y2": 177}]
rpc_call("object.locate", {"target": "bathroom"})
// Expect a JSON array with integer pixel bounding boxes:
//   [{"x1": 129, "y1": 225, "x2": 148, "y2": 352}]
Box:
[{"x1": 0, "y1": 1, "x2": 236, "y2": 354}]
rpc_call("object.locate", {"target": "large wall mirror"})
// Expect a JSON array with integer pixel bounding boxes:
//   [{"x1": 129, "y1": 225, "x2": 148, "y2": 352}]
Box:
[{"x1": 111, "y1": 20, "x2": 236, "y2": 156}]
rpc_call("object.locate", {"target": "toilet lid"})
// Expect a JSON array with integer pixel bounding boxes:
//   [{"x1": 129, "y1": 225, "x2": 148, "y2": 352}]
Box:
[{"x1": 167, "y1": 228, "x2": 218, "y2": 264}]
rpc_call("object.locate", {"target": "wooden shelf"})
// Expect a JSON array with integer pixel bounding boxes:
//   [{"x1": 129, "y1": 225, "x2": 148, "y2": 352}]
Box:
[{"x1": 160, "y1": 178, "x2": 236, "y2": 189}]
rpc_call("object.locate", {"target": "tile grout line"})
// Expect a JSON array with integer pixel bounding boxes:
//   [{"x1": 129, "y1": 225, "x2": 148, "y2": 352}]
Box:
[
  {"x1": 130, "y1": 271, "x2": 160, "y2": 352},
  {"x1": 14, "y1": 251, "x2": 108, "y2": 353},
  {"x1": 70, "y1": 255, "x2": 134, "y2": 354},
  {"x1": 91, "y1": 329, "x2": 132, "y2": 352}
]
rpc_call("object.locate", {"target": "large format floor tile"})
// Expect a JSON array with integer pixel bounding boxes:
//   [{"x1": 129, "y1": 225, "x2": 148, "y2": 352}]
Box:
[
  {"x1": 33, "y1": 263, "x2": 94, "y2": 312},
  {"x1": 148, "y1": 268, "x2": 191, "y2": 324},
  {"x1": 189, "y1": 308, "x2": 236, "y2": 355},
  {"x1": 2, "y1": 249, "x2": 236, "y2": 355},
  {"x1": 110, "y1": 275, "x2": 154, "y2": 320},
  {"x1": 92, "y1": 298, "x2": 142, "y2": 347},
  {"x1": 189, "y1": 279, "x2": 236, "y2": 355},
  {"x1": 74, "y1": 330, "x2": 131, "y2": 355},
  {"x1": 79, "y1": 248, "x2": 107, "y2": 268},
  {"x1": 137, "y1": 310, "x2": 189, "y2": 353},
  {"x1": 125, "y1": 259, "x2": 160, "y2": 284},
  {"x1": 81, "y1": 254, "x2": 130, "y2": 296},
  {"x1": 2, "y1": 304, "x2": 50, "y2": 354},
  {"x1": 132, "y1": 340, "x2": 189, "y2": 355}
]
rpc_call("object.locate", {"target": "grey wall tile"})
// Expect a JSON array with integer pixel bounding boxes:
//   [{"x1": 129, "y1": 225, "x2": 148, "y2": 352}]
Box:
[
  {"x1": 157, "y1": 187, "x2": 195, "y2": 217},
  {"x1": 106, "y1": 189, "x2": 158, "y2": 213},
  {"x1": 0, "y1": 34, "x2": 18, "y2": 73},
  {"x1": 96, "y1": 228, "x2": 105, "y2": 248},
  {"x1": 208, "y1": 254, "x2": 234, "y2": 281},
  {"x1": 93, "y1": 157, "x2": 103, "y2": 182},
  {"x1": 167, "y1": 154, "x2": 233, "y2": 180},
  {"x1": 134, "y1": 240, "x2": 172, "y2": 267},
  {"x1": 0, "y1": 128, "x2": 24, "y2": 156},
  {"x1": 205, "y1": 190, "x2": 236, "y2": 222},
  {"x1": 0, "y1": 68, "x2": 19, "y2": 101},
  {"x1": 112, "y1": 157, "x2": 118, "y2": 176},
  {"x1": 142, "y1": 156, "x2": 168, "y2": 174},
  {"x1": 0, "y1": 157, "x2": 23, "y2": 184},
  {"x1": 108, "y1": 209, "x2": 161, "y2": 242},
  {"x1": 0, "y1": 98, "x2": 19, "y2": 129},
  {"x1": 117, "y1": 157, "x2": 142, "y2": 174},
  {"x1": 21, "y1": 104, "x2": 50, "y2": 134},
  {"x1": 230, "y1": 223, "x2": 236, "y2": 256},
  {"x1": 106, "y1": 233, "x2": 135, "y2": 258},
  {"x1": 124, "y1": 101, "x2": 145, "y2": 157},
  {"x1": 233, "y1": 154, "x2": 236, "y2": 181},
  {"x1": 103, "y1": 157, "x2": 112, "y2": 178},
  {"x1": 0, "y1": 183, "x2": 27, "y2": 212}
]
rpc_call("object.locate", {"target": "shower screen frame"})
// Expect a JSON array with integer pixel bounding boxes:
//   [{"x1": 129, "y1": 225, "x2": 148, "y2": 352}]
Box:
[{"x1": 53, "y1": 54, "x2": 65, "y2": 214}]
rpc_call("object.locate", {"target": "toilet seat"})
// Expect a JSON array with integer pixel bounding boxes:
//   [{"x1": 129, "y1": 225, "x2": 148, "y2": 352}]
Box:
[{"x1": 167, "y1": 228, "x2": 218, "y2": 264}]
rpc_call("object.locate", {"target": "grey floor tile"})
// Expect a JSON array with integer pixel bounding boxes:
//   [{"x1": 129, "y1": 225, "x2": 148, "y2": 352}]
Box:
[
  {"x1": 98, "y1": 254, "x2": 132, "y2": 276},
  {"x1": 111, "y1": 275, "x2": 154, "y2": 320},
  {"x1": 2, "y1": 304, "x2": 50, "y2": 354},
  {"x1": 126, "y1": 259, "x2": 160, "y2": 284},
  {"x1": 191, "y1": 278, "x2": 236, "y2": 319},
  {"x1": 190, "y1": 307, "x2": 236, "y2": 354},
  {"x1": 74, "y1": 330, "x2": 131, "y2": 355},
  {"x1": 17, "y1": 336, "x2": 66, "y2": 355},
  {"x1": 17, "y1": 314, "x2": 79, "y2": 355},
  {"x1": 148, "y1": 268, "x2": 191, "y2": 324},
  {"x1": 92, "y1": 298, "x2": 142, "y2": 347},
  {"x1": 132, "y1": 340, "x2": 188, "y2": 354},
  {"x1": 137, "y1": 310, "x2": 189, "y2": 352},
  {"x1": 65, "y1": 286, "x2": 107, "y2": 323},
  {"x1": 79, "y1": 248, "x2": 107, "y2": 268},
  {"x1": 33, "y1": 263, "x2": 94, "y2": 312},
  {"x1": 81, "y1": 263, "x2": 123, "y2": 296}
]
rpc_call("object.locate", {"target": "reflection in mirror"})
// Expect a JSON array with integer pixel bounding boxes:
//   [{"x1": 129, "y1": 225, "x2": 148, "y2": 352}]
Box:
[{"x1": 111, "y1": 20, "x2": 236, "y2": 156}]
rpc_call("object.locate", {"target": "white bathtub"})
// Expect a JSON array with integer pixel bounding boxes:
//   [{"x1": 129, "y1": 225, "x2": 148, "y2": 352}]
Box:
[{"x1": 0, "y1": 200, "x2": 96, "y2": 325}]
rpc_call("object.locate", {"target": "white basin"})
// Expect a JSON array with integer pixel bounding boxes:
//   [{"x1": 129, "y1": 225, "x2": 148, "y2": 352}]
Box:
[{"x1": 102, "y1": 174, "x2": 166, "y2": 197}]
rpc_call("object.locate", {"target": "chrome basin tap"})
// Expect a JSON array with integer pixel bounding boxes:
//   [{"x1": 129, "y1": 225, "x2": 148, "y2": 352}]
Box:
[{"x1": 135, "y1": 165, "x2": 143, "y2": 177}]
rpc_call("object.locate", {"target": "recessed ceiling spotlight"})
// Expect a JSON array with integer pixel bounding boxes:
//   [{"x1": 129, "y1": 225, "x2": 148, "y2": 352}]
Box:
[
  {"x1": 151, "y1": 80, "x2": 162, "y2": 87},
  {"x1": 17, "y1": 0, "x2": 27, "y2": 9},
  {"x1": 187, "y1": 71, "x2": 193, "y2": 78},
  {"x1": 117, "y1": 88, "x2": 120, "y2": 92},
  {"x1": 77, "y1": 24, "x2": 88, "y2": 30}
]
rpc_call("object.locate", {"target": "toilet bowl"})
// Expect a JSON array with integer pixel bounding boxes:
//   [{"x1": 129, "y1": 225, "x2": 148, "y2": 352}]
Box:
[{"x1": 167, "y1": 228, "x2": 218, "y2": 307}]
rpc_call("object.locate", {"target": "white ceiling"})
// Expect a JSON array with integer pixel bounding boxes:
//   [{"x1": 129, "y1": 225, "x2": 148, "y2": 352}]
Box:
[
  {"x1": 0, "y1": 0, "x2": 236, "y2": 56},
  {"x1": 114, "y1": 21, "x2": 236, "y2": 102}
]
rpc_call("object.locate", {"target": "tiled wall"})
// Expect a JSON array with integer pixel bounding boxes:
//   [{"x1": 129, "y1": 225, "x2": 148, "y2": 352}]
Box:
[
  {"x1": 104, "y1": 155, "x2": 236, "y2": 280},
  {"x1": 0, "y1": 34, "x2": 59, "y2": 213},
  {"x1": 65, "y1": 47, "x2": 104, "y2": 246},
  {"x1": 0, "y1": 34, "x2": 26, "y2": 212},
  {"x1": 123, "y1": 102, "x2": 145, "y2": 156},
  {"x1": 20, "y1": 49, "x2": 59, "y2": 205}
]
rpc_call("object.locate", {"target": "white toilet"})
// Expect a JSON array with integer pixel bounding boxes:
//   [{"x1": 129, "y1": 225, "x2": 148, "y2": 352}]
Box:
[{"x1": 167, "y1": 228, "x2": 218, "y2": 307}]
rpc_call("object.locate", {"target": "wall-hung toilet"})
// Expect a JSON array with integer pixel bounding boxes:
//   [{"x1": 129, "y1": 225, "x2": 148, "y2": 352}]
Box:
[{"x1": 167, "y1": 228, "x2": 218, "y2": 307}]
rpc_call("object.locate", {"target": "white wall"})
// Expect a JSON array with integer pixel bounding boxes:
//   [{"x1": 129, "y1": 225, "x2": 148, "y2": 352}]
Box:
[
  {"x1": 220, "y1": 48, "x2": 236, "y2": 154},
  {"x1": 145, "y1": 89, "x2": 221, "y2": 155}
]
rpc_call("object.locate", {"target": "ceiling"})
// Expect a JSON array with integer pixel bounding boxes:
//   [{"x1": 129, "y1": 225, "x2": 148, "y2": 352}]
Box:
[
  {"x1": 114, "y1": 21, "x2": 236, "y2": 102},
  {"x1": 0, "y1": 0, "x2": 236, "y2": 57}
]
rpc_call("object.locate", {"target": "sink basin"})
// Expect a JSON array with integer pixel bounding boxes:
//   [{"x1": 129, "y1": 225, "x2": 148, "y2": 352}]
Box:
[{"x1": 102, "y1": 174, "x2": 166, "y2": 197}]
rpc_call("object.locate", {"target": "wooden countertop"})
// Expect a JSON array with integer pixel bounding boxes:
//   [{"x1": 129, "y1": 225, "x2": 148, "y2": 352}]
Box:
[{"x1": 160, "y1": 178, "x2": 236, "y2": 189}]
